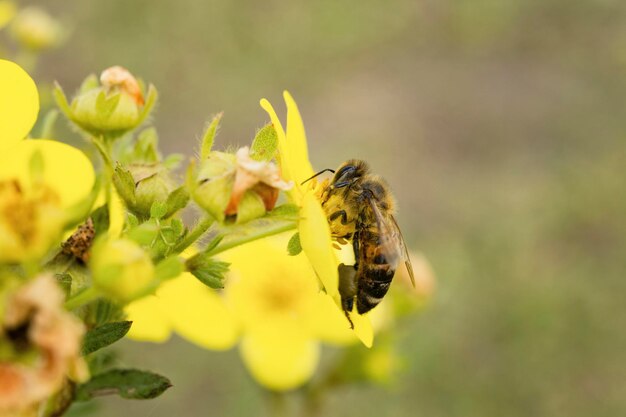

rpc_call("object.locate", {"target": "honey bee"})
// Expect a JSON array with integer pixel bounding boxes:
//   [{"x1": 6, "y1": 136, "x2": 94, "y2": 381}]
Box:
[{"x1": 304, "y1": 159, "x2": 415, "y2": 328}]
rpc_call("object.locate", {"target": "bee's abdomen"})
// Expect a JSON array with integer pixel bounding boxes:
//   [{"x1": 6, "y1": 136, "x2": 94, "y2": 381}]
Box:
[{"x1": 356, "y1": 264, "x2": 395, "y2": 314}]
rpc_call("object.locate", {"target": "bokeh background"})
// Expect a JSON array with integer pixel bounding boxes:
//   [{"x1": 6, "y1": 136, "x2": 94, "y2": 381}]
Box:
[{"x1": 8, "y1": 0, "x2": 626, "y2": 415}]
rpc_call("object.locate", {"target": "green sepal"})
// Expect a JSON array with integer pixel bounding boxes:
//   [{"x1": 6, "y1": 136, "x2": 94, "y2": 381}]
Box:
[
  {"x1": 91, "y1": 204, "x2": 110, "y2": 236},
  {"x1": 81, "y1": 321, "x2": 133, "y2": 356},
  {"x1": 75, "y1": 369, "x2": 172, "y2": 401},
  {"x1": 134, "y1": 128, "x2": 160, "y2": 163},
  {"x1": 287, "y1": 232, "x2": 302, "y2": 256},
  {"x1": 186, "y1": 254, "x2": 229, "y2": 289},
  {"x1": 200, "y1": 112, "x2": 223, "y2": 160},
  {"x1": 135, "y1": 84, "x2": 159, "y2": 128},
  {"x1": 150, "y1": 201, "x2": 168, "y2": 220},
  {"x1": 112, "y1": 165, "x2": 137, "y2": 207},
  {"x1": 78, "y1": 74, "x2": 99, "y2": 94},
  {"x1": 52, "y1": 82, "x2": 73, "y2": 121},
  {"x1": 95, "y1": 90, "x2": 121, "y2": 121},
  {"x1": 250, "y1": 123, "x2": 278, "y2": 161},
  {"x1": 164, "y1": 186, "x2": 189, "y2": 218}
]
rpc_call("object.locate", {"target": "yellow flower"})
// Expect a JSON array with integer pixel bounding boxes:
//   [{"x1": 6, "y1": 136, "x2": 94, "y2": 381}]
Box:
[
  {"x1": 0, "y1": 1, "x2": 16, "y2": 30},
  {"x1": 126, "y1": 234, "x2": 362, "y2": 391},
  {"x1": 0, "y1": 60, "x2": 95, "y2": 262},
  {"x1": 260, "y1": 92, "x2": 373, "y2": 347}
]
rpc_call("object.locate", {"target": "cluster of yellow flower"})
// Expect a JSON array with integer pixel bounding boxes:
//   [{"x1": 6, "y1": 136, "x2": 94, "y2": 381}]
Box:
[{"x1": 0, "y1": 57, "x2": 434, "y2": 416}]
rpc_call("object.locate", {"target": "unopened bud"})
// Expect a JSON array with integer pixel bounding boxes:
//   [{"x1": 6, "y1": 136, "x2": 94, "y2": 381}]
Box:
[
  {"x1": 90, "y1": 238, "x2": 155, "y2": 302},
  {"x1": 100, "y1": 66, "x2": 144, "y2": 106},
  {"x1": 128, "y1": 164, "x2": 173, "y2": 218},
  {"x1": 57, "y1": 66, "x2": 156, "y2": 138},
  {"x1": 10, "y1": 7, "x2": 64, "y2": 51}
]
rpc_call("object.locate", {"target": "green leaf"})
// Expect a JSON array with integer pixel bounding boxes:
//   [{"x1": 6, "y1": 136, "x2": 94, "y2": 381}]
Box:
[
  {"x1": 53, "y1": 82, "x2": 74, "y2": 120},
  {"x1": 82, "y1": 321, "x2": 133, "y2": 356},
  {"x1": 186, "y1": 255, "x2": 229, "y2": 289},
  {"x1": 150, "y1": 201, "x2": 168, "y2": 220},
  {"x1": 165, "y1": 186, "x2": 189, "y2": 218},
  {"x1": 200, "y1": 112, "x2": 223, "y2": 159},
  {"x1": 250, "y1": 123, "x2": 278, "y2": 161},
  {"x1": 287, "y1": 232, "x2": 302, "y2": 256},
  {"x1": 75, "y1": 369, "x2": 172, "y2": 401},
  {"x1": 112, "y1": 165, "x2": 137, "y2": 206}
]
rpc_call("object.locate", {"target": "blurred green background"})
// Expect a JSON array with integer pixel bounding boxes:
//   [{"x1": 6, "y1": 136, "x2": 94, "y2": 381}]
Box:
[{"x1": 14, "y1": 0, "x2": 626, "y2": 415}]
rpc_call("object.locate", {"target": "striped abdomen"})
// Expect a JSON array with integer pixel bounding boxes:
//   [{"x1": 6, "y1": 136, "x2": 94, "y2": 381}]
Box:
[{"x1": 355, "y1": 230, "x2": 397, "y2": 314}]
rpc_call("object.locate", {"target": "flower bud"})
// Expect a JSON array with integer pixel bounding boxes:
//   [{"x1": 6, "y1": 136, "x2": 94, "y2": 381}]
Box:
[
  {"x1": 191, "y1": 148, "x2": 292, "y2": 223},
  {"x1": 0, "y1": 180, "x2": 65, "y2": 263},
  {"x1": 90, "y1": 238, "x2": 155, "y2": 303},
  {"x1": 192, "y1": 152, "x2": 236, "y2": 222},
  {"x1": 128, "y1": 164, "x2": 173, "y2": 218},
  {"x1": 56, "y1": 66, "x2": 156, "y2": 138},
  {"x1": 9, "y1": 6, "x2": 64, "y2": 51}
]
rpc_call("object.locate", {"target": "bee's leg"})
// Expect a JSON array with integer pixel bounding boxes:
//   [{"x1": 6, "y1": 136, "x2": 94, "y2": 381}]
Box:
[
  {"x1": 338, "y1": 263, "x2": 357, "y2": 329},
  {"x1": 328, "y1": 210, "x2": 352, "y2": 225},
  {"x1": 352, "y1": 231, "x2": 360, "y2": 269}
]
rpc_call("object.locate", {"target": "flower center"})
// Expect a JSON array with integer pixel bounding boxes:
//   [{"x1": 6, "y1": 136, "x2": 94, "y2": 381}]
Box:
[{"x1": 0, "y1": 180, "x2": 61, "y2": 245}]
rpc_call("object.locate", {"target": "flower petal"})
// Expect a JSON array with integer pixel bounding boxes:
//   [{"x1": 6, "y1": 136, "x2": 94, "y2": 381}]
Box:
[
  {"x1": 0, "y1": 140, "x2": 95, "y2": 207},
  {"x1": 125, "y1": 296, "x2": 172, "y2": 343},
  {"x1": 239, "y1": 322, "x2": 319, "y2": 391},
  {"x1": 283, "y1": 91, "x2": 315, "y2": 192},
  {"x1": 158, "y1": 273, "x2": 239, "y2": 350},
  {"x1": 0, "y1": 60, "x2": 39, "y2": 149},
  {"x1": 310, "y1": 292, "x2": 358, "y2": 345},
  {"x1": 299, "y1": 192, "x2": 339, "y2": 299},
  {"x1": 260, "y1": 98, "x2": 291, "y2": 188}
]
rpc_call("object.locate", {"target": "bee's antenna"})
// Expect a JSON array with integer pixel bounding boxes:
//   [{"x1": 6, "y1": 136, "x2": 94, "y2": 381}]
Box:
[{"x1": 301, "y1": 168, "x2": 335, "y2": 185}]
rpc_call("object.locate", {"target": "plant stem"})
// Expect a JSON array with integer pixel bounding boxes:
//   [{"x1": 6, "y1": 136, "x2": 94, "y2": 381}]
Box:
[
  {"x1": 207, "y1": 221, "x2": 297, "y2": 256},
  {"x1": 64, "y1": 287, "x2": 99, "y2": 310},
  {"x1": 173, "y1": 216, "x2": 215, "y2": 254},
  {"x1": 268, "y1": 391, "x2": 288, "y2": 417}
]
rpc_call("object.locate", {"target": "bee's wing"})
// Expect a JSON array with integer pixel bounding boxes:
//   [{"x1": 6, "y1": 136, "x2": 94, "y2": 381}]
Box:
[
  {"x1": 366, "y1": 196, "x2": 414, "y2": 286},
  {"x1": 389, "y1": 215, "x2": 415, "y2": 287}
]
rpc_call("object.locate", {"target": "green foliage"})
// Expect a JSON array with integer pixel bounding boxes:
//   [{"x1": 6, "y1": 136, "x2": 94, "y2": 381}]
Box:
[
  {"x1": 112, "y1": 165, "x2": 136, "y2": 206},
  {"x1": 200, "y1": 112, "x2": 223, "y2": 160},
  {"x1": 81, "y1": 321, "x2": 133, "y2": 356},
  {"x1": 75, "y1": 369, "x2": 172, "y2": 401},
  {"x1": 187, "y1": 256, "x2": 230, "y2": 289},
  {"x1": 287, "y1": 232, "x2": 302, "y2": 256},
  {"x1": 250, "y1": 123, "x2": 278, "y2": 161}
]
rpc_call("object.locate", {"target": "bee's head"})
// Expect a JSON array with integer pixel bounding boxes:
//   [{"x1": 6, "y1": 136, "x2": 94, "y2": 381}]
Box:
[{"x1": 331, "y1": 159, "x2": 369, "y2": 188}]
